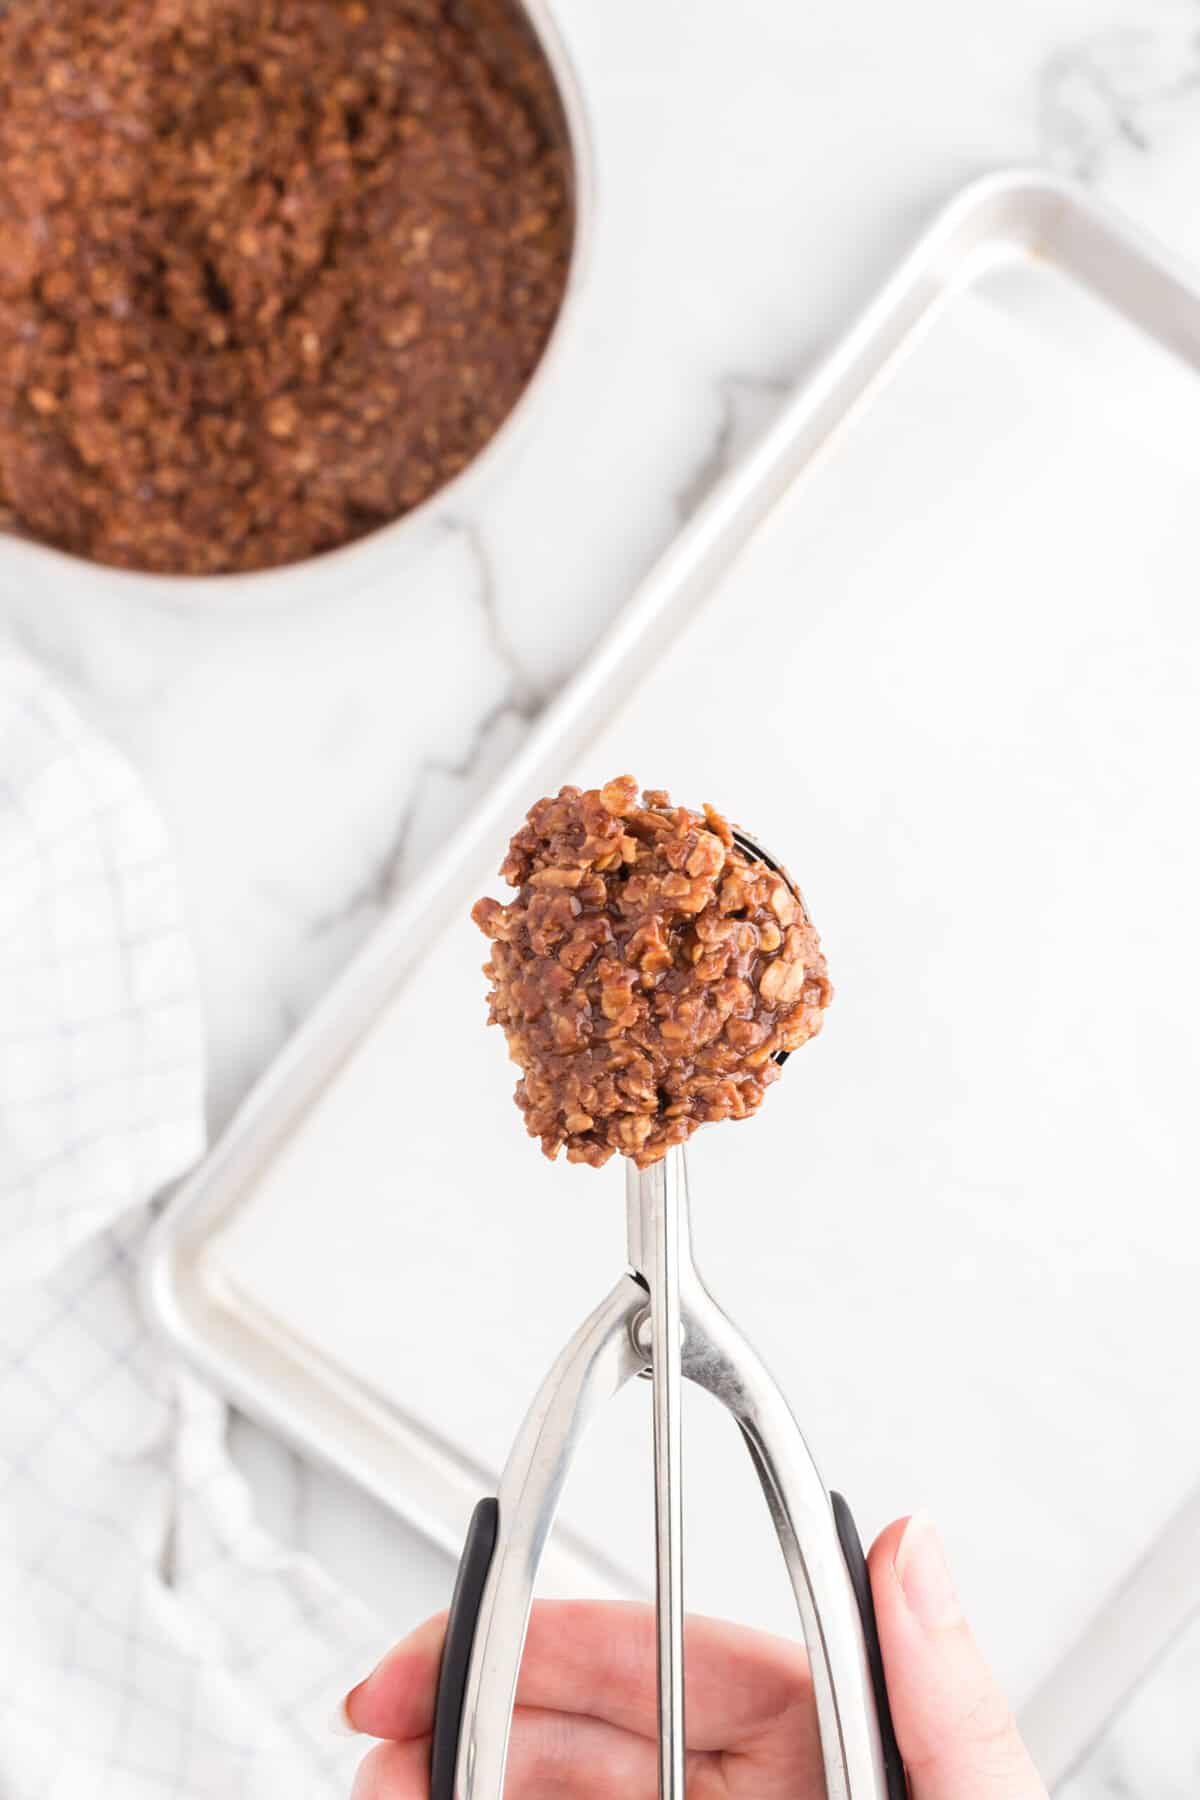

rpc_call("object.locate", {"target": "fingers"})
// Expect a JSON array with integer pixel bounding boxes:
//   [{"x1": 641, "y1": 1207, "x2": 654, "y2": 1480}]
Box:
[
  {"x1": 869, "y1": 1515, "x2": 1048, "y2": 1800},
  {"x1": 344, "y1": 1612, "x2": 446, "y2": 1743},
  {"x1": 350, "y1": 1708, "x2": 684, "y2": 1800},
  {"x1": 350, "y1": 1736, "x2": 427, "y2": 1800},
  {"x1": 345, "y1": 1599, "x2": 811, "y2": 1753}
]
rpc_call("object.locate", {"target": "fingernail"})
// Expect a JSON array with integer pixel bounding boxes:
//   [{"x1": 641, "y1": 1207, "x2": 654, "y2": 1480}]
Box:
[
  {"x1": 329, "y1": 1684, "x2": 364, "y2": 1737},
  {"x1": 894, "y1": 1511, "x2": 961, "y2": 1631}
]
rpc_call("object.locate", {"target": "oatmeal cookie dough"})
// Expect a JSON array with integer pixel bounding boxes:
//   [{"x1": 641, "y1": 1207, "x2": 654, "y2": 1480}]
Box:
[
  {"x1": 0, "y1": 0, "x2": 570, "y2": 573},
  {"x1": 472, "y1": 776, "x2": 832, "y2": 1169}
]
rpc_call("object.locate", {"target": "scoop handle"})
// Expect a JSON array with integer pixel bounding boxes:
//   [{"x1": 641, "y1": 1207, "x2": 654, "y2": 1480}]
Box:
[
  {"x1": 831, "y1": 1492, "x2": 907, "y2": 1800},
  {"x1": 430, "y1": 1498, "x2": 499, "y2": 1800}
]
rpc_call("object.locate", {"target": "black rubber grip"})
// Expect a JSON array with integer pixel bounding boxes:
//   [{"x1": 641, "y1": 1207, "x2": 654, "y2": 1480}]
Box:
[
  {"x1": 831, "y1": 1491, "x2": 907, "y2": 1800},
  {"x1": 430, "y1": 1498, "x2": 499, "y2": 1800}
]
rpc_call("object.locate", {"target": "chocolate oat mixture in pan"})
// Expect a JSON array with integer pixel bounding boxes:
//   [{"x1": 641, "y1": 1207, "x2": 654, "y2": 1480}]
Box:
[
  {"x1": 472, "y1": 777, "x2": 833, "y2": 1169},
  {"x1": 0, "y1": 0, "x2": 570, "y2": 574}
]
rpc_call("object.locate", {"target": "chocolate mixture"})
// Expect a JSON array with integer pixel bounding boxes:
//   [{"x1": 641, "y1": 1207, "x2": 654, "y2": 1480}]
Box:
[
  {"x1": 0, "y1": 0, "x2": 571, "y2": 574},
  {"x1": 472, "y1": 777, "x2": 833, "y2": 1169}
]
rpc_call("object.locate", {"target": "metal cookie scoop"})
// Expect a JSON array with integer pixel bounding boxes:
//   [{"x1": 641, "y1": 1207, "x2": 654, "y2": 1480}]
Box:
[{"x1": 429, "y1": 834, "x2": 906, "y2": 1800}]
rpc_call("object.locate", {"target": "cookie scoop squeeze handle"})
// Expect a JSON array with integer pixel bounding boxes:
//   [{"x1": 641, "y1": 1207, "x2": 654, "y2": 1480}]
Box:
[
  {"x1": 430, "y1": 1147, "x2": 905, "y2": 1800},
  {"x1": 430, "y1": 1499, "x2": 498, "y2": 1800}
]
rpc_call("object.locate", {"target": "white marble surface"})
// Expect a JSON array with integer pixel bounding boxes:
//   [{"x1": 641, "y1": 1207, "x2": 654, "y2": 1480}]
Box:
[{"x1": 4, "y1": 0, "x2": 1200, "y2": 1789}]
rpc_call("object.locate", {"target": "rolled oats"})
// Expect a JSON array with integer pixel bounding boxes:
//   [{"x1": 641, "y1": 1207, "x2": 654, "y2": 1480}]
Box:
[
  {"x1": 472, "y1": 778, "x2": 833, "y2": 1169},
  {"x1": 0, "y1": 0, "x2": 571, "y2": 574}
]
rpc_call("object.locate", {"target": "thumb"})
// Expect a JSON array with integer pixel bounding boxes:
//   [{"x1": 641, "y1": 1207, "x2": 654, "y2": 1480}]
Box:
[{"x1": 868, "y1": 1513, "x2": 1048, "y2": 1800}]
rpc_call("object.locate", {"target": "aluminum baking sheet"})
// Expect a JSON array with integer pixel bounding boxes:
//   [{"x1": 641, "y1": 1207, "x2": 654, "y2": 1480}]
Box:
[{"x1": 144, "y1": 172, "x2": 1200, "y2": 1785}]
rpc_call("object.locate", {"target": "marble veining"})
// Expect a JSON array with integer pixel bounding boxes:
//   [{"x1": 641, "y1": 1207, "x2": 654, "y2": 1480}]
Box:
[
  {"x1": 1039, "y1": 16, "x2": 1200, "y2": 182},
  {"x1": 1, "y1": 0, "x2": 1198, "y2": 1789},
  {"x1": 673, "y1": 371, "x2": 796, "y2": 520},
  {"x1": 303, "y1": 518, "x2": 544, "y2": 936}
]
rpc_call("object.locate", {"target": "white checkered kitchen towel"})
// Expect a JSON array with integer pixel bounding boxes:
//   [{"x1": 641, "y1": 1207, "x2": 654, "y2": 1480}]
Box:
[{"x1": 0, "y1": 649, "x2": 382, "y2": 1798}]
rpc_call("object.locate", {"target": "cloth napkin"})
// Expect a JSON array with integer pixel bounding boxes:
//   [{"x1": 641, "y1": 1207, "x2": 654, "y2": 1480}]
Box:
[{"x1": 0, "y1": 648, "x2": 384, "y2": 1799}]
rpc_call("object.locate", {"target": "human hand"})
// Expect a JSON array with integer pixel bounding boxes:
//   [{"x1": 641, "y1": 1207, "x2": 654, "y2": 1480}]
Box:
[{"x1": 341, "y1": 1512, "x2": 1048, "y2": 1799}]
